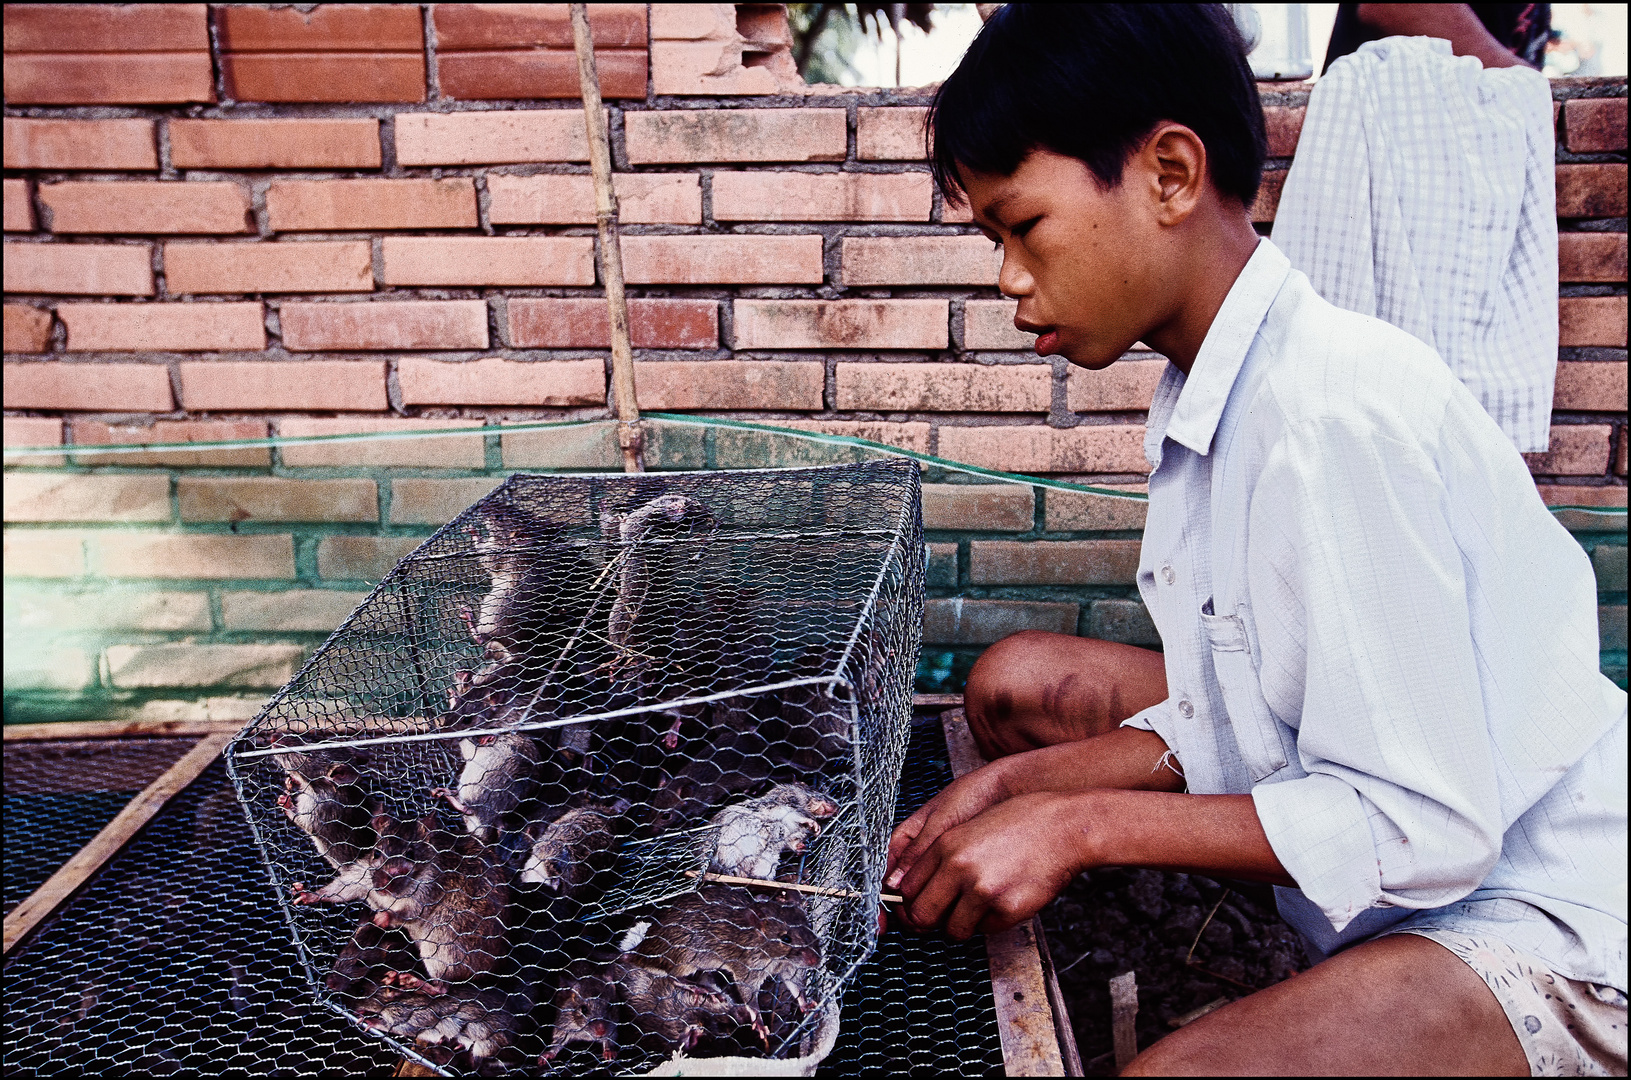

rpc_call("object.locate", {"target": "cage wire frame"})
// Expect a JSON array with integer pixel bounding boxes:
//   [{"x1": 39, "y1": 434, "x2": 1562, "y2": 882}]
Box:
[{"x1": 222, "y1": 458, "x2": 926, "y2": 1073}]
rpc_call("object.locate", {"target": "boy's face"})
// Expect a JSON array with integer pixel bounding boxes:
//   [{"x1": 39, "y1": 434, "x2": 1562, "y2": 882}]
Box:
[{"x1": 965, "y1": 148, "x2": 1172, "y2": 371}]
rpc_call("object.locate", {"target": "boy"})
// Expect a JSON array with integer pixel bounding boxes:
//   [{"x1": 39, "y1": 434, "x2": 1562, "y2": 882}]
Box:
[{"x1": 884, "y1": 6, "x2": 1627, "y2": 1075}]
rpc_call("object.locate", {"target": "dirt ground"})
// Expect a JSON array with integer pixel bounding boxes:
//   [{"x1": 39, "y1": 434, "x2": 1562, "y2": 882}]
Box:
[{"x1": 1039, "y1": 868, "x2": 1310, "y2": 1074}]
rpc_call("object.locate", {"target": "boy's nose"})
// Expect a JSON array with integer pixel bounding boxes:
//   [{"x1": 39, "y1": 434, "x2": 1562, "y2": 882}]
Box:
[{"x1": 997, "y1": 254, "x2": 1034, "y2": 299}]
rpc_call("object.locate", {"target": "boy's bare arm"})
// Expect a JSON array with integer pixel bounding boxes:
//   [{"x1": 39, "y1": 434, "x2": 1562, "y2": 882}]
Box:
[
  {"x1": 895, "y1": 789, "x2": 1295, "y2": 940},
  {"x1": 886, "y1": 725, "x2": 1182, "y2": 889}
]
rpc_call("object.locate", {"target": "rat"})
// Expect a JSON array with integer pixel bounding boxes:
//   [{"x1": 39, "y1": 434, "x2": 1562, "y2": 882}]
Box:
[
  {"x1": 604, "y1": 494, "x2": 716, "y2": 696},
  {"x1": 355, "y1": 981, "x2": 522, "y2": 1070},
  {"x1": 432, "y1": 731, "x2": 540, "y2": 844},
  {"x1": 707, "y1": 783, "x2": 840, "y2": 880},
  {"x1": 617, "y1": 960, "x2": 767, "y2": 1056},
  {"x1": 326, "y1": 918, "x2": 415, "y2": 1006},
  {"x1": 540, "y1": 959, "x2": 620, "y2": 1064},
  {"x1": 518, "y1": 804, "x2": 621, "y2": 898},
  {"x1": 278, "y1": 762, "x2": 377, "y2": 869}
]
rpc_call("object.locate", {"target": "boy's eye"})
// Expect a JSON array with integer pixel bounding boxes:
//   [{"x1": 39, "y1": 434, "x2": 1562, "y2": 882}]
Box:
[{"x1": 1011, "y1": 215, "x2": 1042, "y2": 239}]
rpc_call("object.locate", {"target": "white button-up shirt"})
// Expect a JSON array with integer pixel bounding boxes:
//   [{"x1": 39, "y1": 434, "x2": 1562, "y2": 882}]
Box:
[{"x1": 1122, "y1": 239, "x2": 1628, "y2": 990}]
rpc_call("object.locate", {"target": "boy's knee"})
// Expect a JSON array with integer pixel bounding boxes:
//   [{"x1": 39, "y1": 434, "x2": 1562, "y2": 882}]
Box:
[{"x1": 965, "y1": 631, "x2": 1060, "y2": 759}]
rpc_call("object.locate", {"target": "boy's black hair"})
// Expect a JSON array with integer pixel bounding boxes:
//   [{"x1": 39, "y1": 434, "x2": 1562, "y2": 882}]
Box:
[{"x1": 929, "y1": 4, "x2": 1267, "y2": 208}]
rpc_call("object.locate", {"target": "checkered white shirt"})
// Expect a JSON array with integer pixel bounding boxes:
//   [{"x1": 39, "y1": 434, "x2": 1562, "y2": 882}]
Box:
[
  {"x1": 1121, "y1": 239, "x2": 1627, "y2": 989},
  {"x1": 1272, "y1": 35, "x2": 1559, "y2": 452}
]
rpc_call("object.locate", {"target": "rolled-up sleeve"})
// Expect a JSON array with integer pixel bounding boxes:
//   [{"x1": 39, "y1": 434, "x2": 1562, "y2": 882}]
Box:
[{"x1": 1245, "y1": 416, "x2": 1504, "y2": 932}]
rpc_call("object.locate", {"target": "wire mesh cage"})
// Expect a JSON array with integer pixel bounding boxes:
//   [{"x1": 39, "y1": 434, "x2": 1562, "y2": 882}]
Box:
[{"x1": 223, "y1": 459, "x2": 925, "y2": 1074}]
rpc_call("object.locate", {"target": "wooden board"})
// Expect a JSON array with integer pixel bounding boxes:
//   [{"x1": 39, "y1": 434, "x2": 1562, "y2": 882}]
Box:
[
  {"x1": 3, "y1": 718, "x2": 244, "y2": 741},
  {"x1": 2, "y1": 729, "x2": 236, "y2": 956},
  {"x1": 940, "y1": 708, "x2": 1083, "y2": 1076}
]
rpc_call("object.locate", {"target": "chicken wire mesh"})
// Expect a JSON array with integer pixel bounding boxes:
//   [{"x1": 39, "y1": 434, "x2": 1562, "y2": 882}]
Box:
[{"x1": 222, "y1": 459, "x2": 925, "y2": 1073}]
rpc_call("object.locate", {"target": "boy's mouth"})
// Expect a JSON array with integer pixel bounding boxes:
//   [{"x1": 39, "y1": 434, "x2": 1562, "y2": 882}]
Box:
[{"x1": 1034, "y1": 330, "x2": 1060, "y2": 356}]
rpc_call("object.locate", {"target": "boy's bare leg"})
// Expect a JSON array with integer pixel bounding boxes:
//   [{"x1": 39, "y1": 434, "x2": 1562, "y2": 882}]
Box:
[
  {"x1": 964, "y1": 630, "x2": 1168, "y2": 760},
  {"x1": 1123, "y1": 932, "x2": 1528, "y2": 1076}
]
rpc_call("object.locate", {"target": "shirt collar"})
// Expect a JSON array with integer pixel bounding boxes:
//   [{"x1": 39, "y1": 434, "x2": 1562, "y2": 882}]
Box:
[{"x1": 1159, "y1": 239, "x2": 1291, "y2": 457}]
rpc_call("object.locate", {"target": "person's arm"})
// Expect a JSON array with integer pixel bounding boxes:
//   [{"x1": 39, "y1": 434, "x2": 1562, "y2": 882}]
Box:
[
  {"x1": 1355, "y1": 4, "x2": 1535, "y2": 69},
  {"x1": 893, "y1": 789, "x2": 1294, "y2": 940}
]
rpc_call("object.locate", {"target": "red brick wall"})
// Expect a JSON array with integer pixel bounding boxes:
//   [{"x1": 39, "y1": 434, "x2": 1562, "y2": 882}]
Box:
[{"x1": 2, "y1": 4, "x2": 1625, "y2": 715}]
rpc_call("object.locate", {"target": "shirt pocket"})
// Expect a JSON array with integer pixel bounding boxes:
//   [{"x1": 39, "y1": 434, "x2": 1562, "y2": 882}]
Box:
[{"x1": 1200, "y1": 601, "x2": 1289, "y2": 782}]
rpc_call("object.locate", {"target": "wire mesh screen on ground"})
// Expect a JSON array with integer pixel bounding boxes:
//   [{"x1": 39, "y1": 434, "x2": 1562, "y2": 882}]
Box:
[{"x1": 221, "y1": 458, "x2": 925, "y2": 1073}]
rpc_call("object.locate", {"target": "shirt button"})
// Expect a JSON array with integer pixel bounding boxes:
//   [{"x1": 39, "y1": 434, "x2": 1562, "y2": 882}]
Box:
[
  {"x1": 1177, "y1": 698, "x2": 1194, "y2": 718},
  {"x1": 1161, "y1": 565, "x2": 1176, "y2": 585}
]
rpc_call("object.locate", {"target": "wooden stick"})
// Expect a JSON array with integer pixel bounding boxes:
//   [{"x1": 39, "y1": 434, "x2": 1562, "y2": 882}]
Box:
[
  {"x1": 683, "y1": 869, "x2": 903, "y2": 905},
  {"x1": 3, "y1": 729, "x2": 236, "y2": 956},
  {"x1": 571, "y1": 2, "x2": 643, "y2": 474},
  {"x1": 4, "y1": 718, "x2": 244, "y2": 741},
  {"x1": 1109, "y1": 970, "x2": 1139, "y2": 1071}
]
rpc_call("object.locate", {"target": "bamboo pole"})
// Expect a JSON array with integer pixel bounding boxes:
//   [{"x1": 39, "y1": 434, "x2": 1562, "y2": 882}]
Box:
[
  {"x1": 571, "y1": 3, "x2": 643, "y2": 473},
  {"x1": 684, "y1": 868, "x2": 904, "y2": 905}
]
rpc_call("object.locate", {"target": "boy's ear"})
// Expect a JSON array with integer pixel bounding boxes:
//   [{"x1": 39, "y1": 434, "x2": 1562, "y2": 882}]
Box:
[{"x1": 1142, "y1": 123, "x2": 1208, "y2": 227}]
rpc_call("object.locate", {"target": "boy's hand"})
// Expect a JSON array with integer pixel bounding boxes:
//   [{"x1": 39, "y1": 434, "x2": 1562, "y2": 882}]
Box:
[
  {"x1": 886, "y1": 760, "x2": 1011, "y2": 891},
  {"x1": 894, "y1": 791, "x2": 1094, "y2": 940}
]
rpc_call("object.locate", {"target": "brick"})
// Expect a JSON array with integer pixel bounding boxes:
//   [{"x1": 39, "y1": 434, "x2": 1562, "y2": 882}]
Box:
[
  {"x1": 3, "y1": 531, "x2": 86, "y2": 577},
  {"x1": 4, "y1": 4, "x2": 208, "y2": 51},
  {"x1": 317, "y1": 536, "x2": 422, "y2": 581},
  {"x1": 922, "y1": 484, "x2": 1034, "y2": 531},
  {"x1": 756, "y1": 419, "x2": 931, "y2": 453},
  {"x1": 734, "y1": 300, "x2": 948, "y2": 350},
  {"x1": 1067, "y1": 360, "x2": 1167, "y2": 412},
  {"x1": 1556, "y1": 164, "x2": 1628, "y2": 219},
  {"x1": 179, "y1": 477, "x2": 377, "y2": 523},
  {"x1": 964, "y1": 300, "x2": 1033, "y2": 351},
  {"x1": 938, "y1": 424, "x2": 1149, "y2": 474},
  {"x1": 40, "y1": 181, "x2": 250, "y2": 235},
  {"x1": 1525, "y1": 425, "x2": 1614, "y2": 476},
  {"x1": 1088, "y1": 599, "x2": 1161, "y2": 647},
  {"x1": 74, "y1": 418, "x2": 270, "y2": 467},
  {"x1": 279, "y1": 300, "x2": 489, "y2": 351},
  {"x1": 90, "y1": 533, "x2": 296, "y2": 579},
  {"x1": 649, "y1": 40, "x2": 802, "y2": 96},
  {"x1": 390, "y1": 478, "x2": 506, "y2": 524},
  {"x1": 164, "y1": 241, "x2": 374, "y2": 295},
  {"x1": 433, "y1": 4, "x2": 648, "y2": 48},
  {"x1": 1251, "y1": 170, "x2": 1286, "y2": 223},
  {"x1": 970, "y1": 539, "x2": 1142, "y2": 585},
  {"x1": 220, "y1": 590, "x2": 368, "y2": 632},
  {"x1": 280, "y1": 417, "x2": 487, "y2": 469},
  {"x1": 105, "y1": 643, "x2": 306, "y2": 689},
  {"x1": 438, "y1": 48, "x2": 646, "y2": 100},
  {"x1": 501, "y1": 423, "x2": 622, "y2": 470},
  {"x1": 632, "y1": 360, "x2": 824, "y2": 410},
  {"x1": 649, "y1": 4, "x2": 735, "y2": 40},
  {"x1": 508, "y1": 298, "x2": 718, "y2": 349},
  {"x1": 1559, "y1": 296, "x2": 1628, "y2": 348},
  {"x1": 1595, "y1": 545, "x2": 1628, "y2": 592},
  {"x1": 266, "y1": 178, "x2": 477, "y2": 232},
  {"x1": 178, "y1": 360, "x2": 387, "y2": 412},
  {"x1": 1621, "y1": 437, "x2": 1628, "y2": 479},
  {"x1": 221, "y1": 53, "x2": 424, "y2": 104},
  {"x1": 1262, "y1": 106, "x2": 1304, "y2": 157},
  {"x1": 941, "y1": 197, "x2": 975, "y2": 224},
  {"x1": 1565, "y1": 97, "x2": 1627, "y2": 152},
  {"x1": 712, "y1": 172, "x2": 933, "y2": 222},
  {"x1": 1601, "y1": 605, "x2": 1628, "y2": 653},
  {"x1": 926, "y1": 542, "x2": 957, "y2": 587},
  {"x1": 169, "y1": 118, "x2": 382, "y2": 169},
  {"x1": 3, "y1": 416, "x2": 63, "y2": 466},
  {"x1": 398, "y1": 357, "x2": 603, "y2": 406},
  {"x1": 216, "y1": 4, "x2": 422, "y2": 51},
  {"x1": 1045, "y1": 487, "x2": 1149, "y2": 531},
  {"x1": 488, "y1": 173, "x2": 702, "y2": 224},
  {"x1": 3, "y1": 242, "x2": 153, "y2": 296},
  {"x1": 923, "y1": 598, "x2": 1078, "y2": 644},
  {"x1": 1558, "y1": 233, "x2": 1628, "y2": 283},
  {"x1": 4, "y1": 53, "x2": 214, "y2": 105},
  {"x1": 4, "y1": 305, "x2": 53, "y2": 352},
  {"x1": 59, "y1": 302, "x2": 265, "y2": 352},
  {"x1": 1536, "y1": 484, "x2": 1628, "y2": 508},
  {"x1": 4, "y1": 180, "x2": 33, "y2": 232},
  {"x1": 837, "y1": 362, "x2": 1050, "y2": 412},
  {"x1": 625, "y1": 110, "x2": 847, "y2": 164},
  {"x1": 710, "y1": 424, "x2": 905, "y2": 468},
  {"x1": 841, "y1": 236, "x2": 1001, "y2": 286},
  {"x1": 621, "y1": 235, "x2": 824, "y2": 285},
  {"x1": 3, "y1": 473, "x2": 171, "y2": 523},
  {"x1": 394, "y1": 110, "x2": 588, "y2": 165},
  {"x1": 857, "y1": 107, "x2": 929, "y2": 160},
  {"x1": 1554, "y1": 361, "x2": 1628, "y2": 412},
  {"x1": 7, "y1": 587, "x2": 211, "y2": 632},
  {"x1": 2, "y1": 118, "x2": 156, "y2": 171},
  {"x1": 4, "y1": 362, "x2": 172, "y2": 411},
  {"x1": 381, "y1": 237, "x2": 594, "y2": 287},
  {"x1": 5, "y1": 645, "x2": 95, "y2": 691}
]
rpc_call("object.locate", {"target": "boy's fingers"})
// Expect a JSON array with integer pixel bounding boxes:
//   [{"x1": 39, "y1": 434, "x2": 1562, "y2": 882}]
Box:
[{"x1": 944, "y1": 893, "x2": 993, "y2": 942}]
